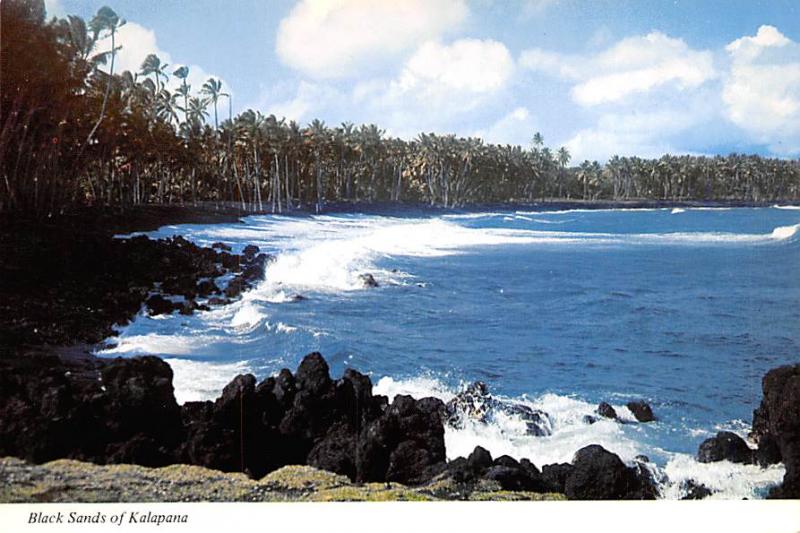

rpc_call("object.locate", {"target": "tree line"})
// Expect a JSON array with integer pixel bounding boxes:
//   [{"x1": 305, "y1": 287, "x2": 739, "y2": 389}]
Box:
[{"x1": 2, "y1": 0, "x2": 799, "y2": 217}]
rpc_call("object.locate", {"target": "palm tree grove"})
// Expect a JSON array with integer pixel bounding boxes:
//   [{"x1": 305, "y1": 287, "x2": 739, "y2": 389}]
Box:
[{"x1": 3, "y1": 1, "x2": 800, "y2": 218}]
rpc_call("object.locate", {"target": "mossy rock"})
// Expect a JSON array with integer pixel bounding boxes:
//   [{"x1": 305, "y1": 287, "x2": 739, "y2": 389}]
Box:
[{"x1": 0, "y1": 457, "x2": 565, "y2": 502}]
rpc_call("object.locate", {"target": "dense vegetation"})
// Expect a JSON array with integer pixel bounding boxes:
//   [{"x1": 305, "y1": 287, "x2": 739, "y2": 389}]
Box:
[{"x1": 3, "y1": 0, "x2": 800, "y2": 217}]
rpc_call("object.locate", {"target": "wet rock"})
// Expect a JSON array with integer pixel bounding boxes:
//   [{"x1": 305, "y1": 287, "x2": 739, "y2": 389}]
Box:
[
  {"x1": 242, "y1": 253, "x2": 270, "y2": 283},
  {"x1": 445, "y1": 381, "x2": 552, "y2": 436},
  {"x1": 242, "y1": 245, "x2": 260, "y2": 261},
  {"x1": 697, "y1": 431, "x2": 753, "y2": 464},
  {"x1": 212, "y1": 242, "x2": 232, "y2": 252},
  {"x1": 754, "y1": 434, "x2": 782, "y2": 467},
  {"x1": 223, "y1": 277, "x2": 248, "y2": 298},
  {"x1": 288, "y1": 294, "x2": 307, "y2": 302},
  {"x1": 358, "y1": 273, "x2": 379, "y2": 288},
  {"x1": 626, "y1": 400, "x2": 655, "y2": 422},
  {"x1": 597, "y1": 401, "x2": 617, "y2": 419},
  {"x1": 564, "y1": 445, "x2": 656, "y2": 500},
  {"x1": 681, "y1": 479, "x2": 713, "y2": 500},
  {"x1": 196, "y1": 279, "x2": 219, "y2": 297},
  {"x1": 751, "y1": 364, "x2": 800, "y2": 498},
  {"x1": 218, "y1": 252, "x2": 240, "y2": 271},
  {"x1": 145, "y1": 294, "x2": 178, "y2": 315},
  {"x1": 179, "y1": 299, "x2": 198, "y2": 316},
  {"x1": 583, "y1": 415, "x2": 598, "y2": 425}
]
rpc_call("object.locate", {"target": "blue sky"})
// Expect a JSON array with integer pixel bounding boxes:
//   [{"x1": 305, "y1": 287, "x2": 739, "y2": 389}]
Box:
[{"x1": 47, "y1": 0, "x2": 800, "y2": 162}]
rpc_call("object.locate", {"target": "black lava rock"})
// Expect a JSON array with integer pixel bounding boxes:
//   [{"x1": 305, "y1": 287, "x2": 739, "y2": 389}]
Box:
[
  {"x1": 626, "y1": 400, "x2": 655, "y2": 422},
  {"x1": 696, "y1": 431, "x2": 753, "y2": 464},
  {"x1": 597, "y1": 401, "x2": 617, "y2": 419},
  {"x1": 564, "y1": 445, "x2": 657, "y2": 500}
]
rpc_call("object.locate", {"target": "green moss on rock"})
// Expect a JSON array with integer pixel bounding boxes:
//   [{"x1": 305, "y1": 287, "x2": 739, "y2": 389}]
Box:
[{"x1": 0, "y1": 457, "x2": 564, "y2": 502}]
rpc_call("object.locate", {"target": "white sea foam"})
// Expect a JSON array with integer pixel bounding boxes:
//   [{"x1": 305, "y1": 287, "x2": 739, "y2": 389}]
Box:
[
  {"x1": 100, "y1": 333, "x2": 223, "y2": 356},
  {"x1": 773, "y1": 204, "x2": 800, "y2": 210},
  {"x1": 230, "y1": 302, "x2": 266, "y2": 329},
  {"x1": 671, "y1": 208, "x2": 686, "y2": 214},
  {"x1": 165, "y1": 358, "x2": 253, "y2": 404},
  {"x1": 373, "y1": 374, "x2": 784, "y2": 500},
  {"x1": 770, "y1": 223, "x2": 800, "y2": 240}
]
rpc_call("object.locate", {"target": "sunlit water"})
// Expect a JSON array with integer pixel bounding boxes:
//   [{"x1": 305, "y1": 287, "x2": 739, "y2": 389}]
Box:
[{"x1": 99, "y1": 205, "x2": 800, "y2": 499}]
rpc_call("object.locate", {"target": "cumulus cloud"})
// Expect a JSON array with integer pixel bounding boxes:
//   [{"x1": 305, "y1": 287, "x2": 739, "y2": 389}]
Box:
[
  {"x1": 565, "y1": 103, "x2": 713, "y2": 162},
  {"x1": 267, "y1": 81, "x2": 347, "y2": 123},
  {"x1": 94, "y1": 22, "x2": 232, "y2": 100},
  {"x1": 473, "y1": 107, "x2": 535, "y2": 146},
  {"x1": 353, "y1": 38, "x2": 515, "y2": 137},
  {"x1": 521, "y1": 31, "x2": 716, "y2": 106},
  {"x1": 722, "y1": 25, "x2": 800, "y2": 154},
  {"x1": 276, "y1": 0, "x2": 469, "y2": 79}
]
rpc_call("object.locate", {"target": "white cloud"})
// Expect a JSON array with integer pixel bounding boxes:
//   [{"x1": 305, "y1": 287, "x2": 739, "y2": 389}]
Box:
[
  {"x1": 565, "y1": 106, "x2": 709, "y2": 161},
  {"x1": 473, "y1": 107, "x2": 534, "y2": 145},
  {"x1": 267, "y1": 81, "x2": 347, "y2": 123},
  {"x1": 276, "y1": 0, "x2": 469, "y2": 79},
  {"x1": 521, "y1": 31, "x2": 716, "y2": 106},
  {"x1": 397, "y1": 39, "x2": 513, "y2": 95},
  {"x1": 353, "y1": 38, "x2": 515, "y2": 138},
  {"x1": 94, "y1": 22, "x2": 232, "y2": 101},
  {"x1": 96, "y1": 22, "x2": 167, "y2": 78},
  {"x1": 44, "y1": 0, "x2": 65, "y2": 18},
  {"x1": 722, "y1": 25, "x2": 800, "y2": 154}
]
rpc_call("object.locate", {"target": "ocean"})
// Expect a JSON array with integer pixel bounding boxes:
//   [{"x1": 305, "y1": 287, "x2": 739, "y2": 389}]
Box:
[{"x1": 99, "y1": 205, "x2": 800, "y2": 499}]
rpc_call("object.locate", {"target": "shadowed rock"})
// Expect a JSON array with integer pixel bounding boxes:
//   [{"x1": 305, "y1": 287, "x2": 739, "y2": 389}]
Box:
[
  {"x1": 626, "y1": 400, "x2": 655, "y2": 422},
  {"x1": 697, "y1": 431, "x2": 753, "y2": 464},
  {"x1": 564, "y1": 445, "x2": 657, "y2": 500},
  {"x1": 750, "y1": 364, "x2": 800, "y2": 498}
]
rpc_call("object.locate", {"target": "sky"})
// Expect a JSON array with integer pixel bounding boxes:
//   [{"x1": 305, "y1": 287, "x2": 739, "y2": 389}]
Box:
[{"x1": 45, "y1": 0, "x2": 800, "y2": 162}]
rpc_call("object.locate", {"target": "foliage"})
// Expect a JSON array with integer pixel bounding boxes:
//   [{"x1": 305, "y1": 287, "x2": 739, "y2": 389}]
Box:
[{"x1": 2, "y1": 0, "x2": 799, "y2": 216}]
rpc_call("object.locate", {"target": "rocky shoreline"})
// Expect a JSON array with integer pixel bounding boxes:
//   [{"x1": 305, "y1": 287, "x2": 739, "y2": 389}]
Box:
[
  {"x1": 1, "y1": 206, "x2": 798, "y2": 501},
  {"x1": 1, "y1": 349, "x2": 798, "y2": 500}
]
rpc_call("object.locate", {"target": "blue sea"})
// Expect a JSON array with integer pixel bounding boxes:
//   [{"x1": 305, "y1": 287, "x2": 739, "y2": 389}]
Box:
[{"x1": 100, "y1": 205, "x2": 800, "y2": 498}]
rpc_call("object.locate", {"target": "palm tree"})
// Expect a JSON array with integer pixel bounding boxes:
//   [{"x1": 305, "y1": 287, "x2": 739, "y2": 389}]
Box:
[
  {"x1": 557, "y1": 146, "x2": 570, "y2": 198},
  {"x1": 173, "y1": 65, "x2": 190, "y2": 124},
  {"x1": 83, "y1": 6, "x2": 125, "y2": 150},
  {"x1": 140, "y1": 53, "x2": 169, "y2": 94},
  {"x1": 201, "y1": 78, "x2": 223, "y2": 130}
]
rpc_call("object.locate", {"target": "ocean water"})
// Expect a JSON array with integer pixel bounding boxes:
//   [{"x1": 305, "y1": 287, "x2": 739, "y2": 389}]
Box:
[{"x1": 100, "y1": 206, "x2": 800, "y2": 499}]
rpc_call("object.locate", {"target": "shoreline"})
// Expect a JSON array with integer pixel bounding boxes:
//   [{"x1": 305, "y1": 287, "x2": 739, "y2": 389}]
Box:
[{"x1": 1, "y1": 203, "x2": 798, "y2": 501}]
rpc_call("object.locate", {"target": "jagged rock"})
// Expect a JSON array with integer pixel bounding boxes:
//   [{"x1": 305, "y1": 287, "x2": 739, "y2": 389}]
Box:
[
  {"x1": 597, "y1": 401, "x2": 617, "y2": 419},
  {"x1": 242, "y1": 245, "x2": 260, "y2": 261},
  {"x1": 445, "y1": 381, "x2": 552, "y2": 436},
  {"x1": 467, "y1": 446, "x2": 493, "y2": 472},
  {"x1": 564, "y1": 445, "x2": 656, "y2": 500},
  {"x1": 223, "y1": 277, "x2": 248, "y2": 298},
  {"x1": 751, "y1": 364, "x2": 800, "y2": 498},
  {"x1": 681, "y1": 479, "x2": 713, "y2": 500},
  {"x1": 697, "y1": 431, "x2": 753, "y2": 464},
  {"x1": 358, "y1": 273, "x2": 379, "y2": 288},
  {"x1": 626, "y1": 400, "x2": 655, "y2": 422},
  {"x1": 754, "y1": 434, "x2": 782, "y2": 467},
  {"x1": 212, "y1": 242, "x2": 232, "y2": 252},
  {"x1": 583, "y1": 415, "x2": 598, "y2": 425},
  {"x1": 179, "y1": 299, "x2": 198, "y2": 315},
  {"x1": 196, "y1": 279, "x2": 219, "y2": 296},
  {"x1": 145, "y1": 294, "x2": 178, "y2": 315},
  {"x1": 541, "y1": 463, "x2": 574, "y2": 493}
]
